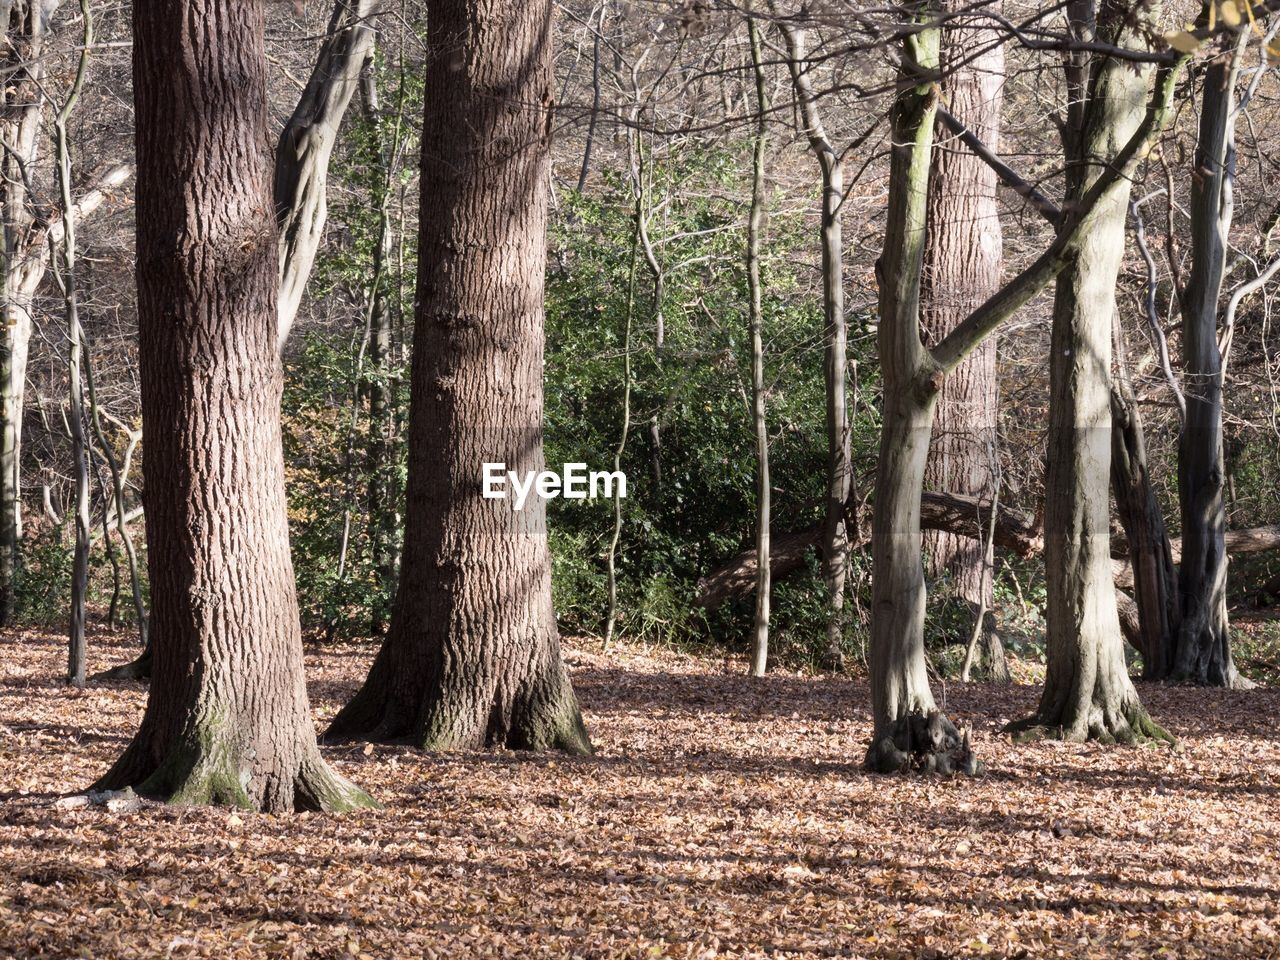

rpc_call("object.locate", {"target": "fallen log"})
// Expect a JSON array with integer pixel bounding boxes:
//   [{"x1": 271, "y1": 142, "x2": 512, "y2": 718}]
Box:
[
  {"x1": 695, "y1": 492, "x2": 1042, "y2": 612},
  {"x1": 698, "y1": 498, "x2": 1280, "y2": 613},
  {"x1": 1113, "y1": 525, "x2": 1280, "y2": 589}
]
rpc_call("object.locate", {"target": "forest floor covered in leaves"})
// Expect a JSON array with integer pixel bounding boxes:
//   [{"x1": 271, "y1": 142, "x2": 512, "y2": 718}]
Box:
[{"x1": 3, "y1": 631, "x2": 1280, "y2": 959}]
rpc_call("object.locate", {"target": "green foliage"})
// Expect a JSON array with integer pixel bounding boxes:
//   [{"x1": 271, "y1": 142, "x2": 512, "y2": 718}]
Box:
[{"x1": 543, "y1": 144, "x2": 880, "y2": 666}]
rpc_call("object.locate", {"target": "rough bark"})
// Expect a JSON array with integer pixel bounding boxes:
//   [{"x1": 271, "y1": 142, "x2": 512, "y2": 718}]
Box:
[
  {"x1": 274, "y1": 0, "x2": 379, "y2": 348},
  {"x1": 778, "y1": 21, "x2": 850, "y2": 670},
  {"x1": 1011, "y1": 0, "x2": 1170, "y2": 744},
  {"x1": 1173, "y1": 31, "x2": 1247, "y2": 688},
  {"x1": 326, "y1": 0, "x2": 591, "y2": 754},
  {"x1": 921, "y1": 0, "x2": 1003, "y2": 632},
  {"x1": 95, "y1": 0, "x2": 375, "y2": 813}
]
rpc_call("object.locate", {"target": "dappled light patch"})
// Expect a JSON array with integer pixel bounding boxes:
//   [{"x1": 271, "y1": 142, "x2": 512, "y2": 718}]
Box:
[{"x1": 3, "y1": 631, "x2": 1279, "y2": 957}]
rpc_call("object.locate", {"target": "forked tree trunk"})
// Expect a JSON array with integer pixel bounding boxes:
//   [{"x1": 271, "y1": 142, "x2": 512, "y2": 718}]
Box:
[
  {"x1": 1011, "y1": 0, "x2": 1169, "y2": 744},
  {"x1": 868, "y1": 3, "x2": 1185, "y2": 770},
  {"x1": 326, "y1": 0, "x2": 591, "y2": 754},
  {"x1": 777, "y1": 21, "x2": 850, "y2": 671},
  {"x1": 1173, "y1": 33, "x2": 1247, "y2": 688},
  {"x1": 920, "y1": 0, "x2": 1005, "y2": 679},
  {"x1": 866, "y1": 21, "x2": 965, "y2": 773},
  {"x1": 94, "y1": 0, "x2": 374, "y2": 813}
]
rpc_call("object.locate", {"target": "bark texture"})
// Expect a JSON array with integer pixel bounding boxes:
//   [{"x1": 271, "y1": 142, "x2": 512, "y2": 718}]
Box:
[
  {"x1": 866, "y1": 23, "x2": 977, "y2": 775},
  {"x1": 95, "y1": 0, "x2": 374, "y2": 813},
  {"x1": 326, "y1": 0, "x2": 591, "y2": 754},
  {"x1": 1173, "y1": 36, "x2": 1247, "y2": 688},
  {"x1": 275, "y1": 0, "x2": 379, "y2": 347},
  {"x1": 1110, "y1": 315, "x2": 1179, "y2": 678},
  {"x1": 921, "y1": 0, "x2": 1003, "y2": 627},
  {"x1": 1015, "y1": 0, "x2": 1168, "y2": 743},
  {"x1": 0, "y1": 0, "x2": 59, "y2": 625}
]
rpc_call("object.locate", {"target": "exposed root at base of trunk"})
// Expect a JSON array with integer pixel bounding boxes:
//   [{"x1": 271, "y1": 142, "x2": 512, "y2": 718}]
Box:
[
  {"x1": 91, "y1": 646, "x2": 152, "y2": 682},
  {"x1": 1003, "y1": 704, "x2": 1177, "y2": 747},
  {"x1": 96, "y1": 732, "x2": 378, "y2": 813},
  {"x1": 865, "y1": 709, "x2": 985, "y2": 776}
]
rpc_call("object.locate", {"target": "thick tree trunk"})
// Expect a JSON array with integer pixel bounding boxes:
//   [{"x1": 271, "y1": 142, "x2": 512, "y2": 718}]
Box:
[
  {"x1": 778, "y1": 22, "x2": 850, "y2": 670},
  {"x1": 1173, "y1": 35, "x2": 1247, "y2": 688},
  {"x1": 1013, "y1": 0, "x2": 1169, "y2": 744},
  {"x1": 921, "y1": 0, "x2": 1003, "y2": 622},
  {"x1": 274, "y1": 0, "x2": 378, "y2": 348},
  {"x1": 95, "y1": 0, "x2": 374, "y2": 813},
  {"x1": 326, "y1": 0, "x2": 591, "y2": 754},
  {"x1": 1110, "y1": 314, "x2": 1179, "y2": 678}
]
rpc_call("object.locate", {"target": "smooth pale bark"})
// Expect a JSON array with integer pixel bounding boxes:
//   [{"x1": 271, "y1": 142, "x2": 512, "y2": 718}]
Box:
[
  {"x1": 326, "y1": 0, "x2": 590, "y2": 754},
  {"x1": 866, "y1": 23, "x2": 968, "y2": 772},
  {"x1": 95, "y1": 0, "x2": 374, "y2": 813},
  {"x1": 1173, "y1": 32, "x2": 1248, "y2": 688},
  {"x1": 1, "y1": 0, "x2": 60, "y2": 625},
  {"x1": 747, "y1": 16, "x2": 770, "y2": 677},
  {"x1": 868, "y1": 9, "x2": 1186, "y2": 767},
  {"x1": 1012, "y1": 0, "x2": 1170, "y2": 744},
  {"x1": 275, "y1": 0, "x2": 379, "y2": 348},
  {"x1": 51, "y1": 0, "x2": 93, "y2": 689},
  {"x1": 778, "y1": 22, "x2": 850, "y2": 670},
  {"x1": 921, "y1": 0, "x2": 1006, "y2": 680}
]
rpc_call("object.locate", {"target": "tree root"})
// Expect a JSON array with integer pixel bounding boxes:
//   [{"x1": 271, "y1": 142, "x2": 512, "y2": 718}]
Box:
[
  {"x1": 865, "y1": 709, "x2": 985, "y2": 776},
  {"x1": 1003, "y1": 704, "x2": 1177, "y2": 747},
  {"x1": 91, "y1": 645, "x2": 152, "y2": 682}
]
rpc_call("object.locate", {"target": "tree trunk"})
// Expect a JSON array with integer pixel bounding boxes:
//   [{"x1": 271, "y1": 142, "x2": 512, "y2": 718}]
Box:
[
  {"x1": 274, "y1": 0, "x2": 379, "y2": 348},
  {"x1": 51, "y1": 0, "x2": 94, "y2": 689},
  {"x1": 921, "y1": 0, "x2": 1002, "y2": 623},
  {"x1": 94, "y1": 0, "x2": 374, "y2": 813},
  {"x1": 866, "y1": 20, "x2": 978, "y2": 774},
  {"x1": 746, "y1": 15, "x2": 770, "y2": 677},
  {"x1": 0, "y1": 0, "x2": 61, "y2": 625},
  {"x1": 1173, "y1": 32, "x2": 1247, "y2": 688},
  {"x1": 326, "y1": 0, "x2": 591, "y2": 754},
  {"x1": 1012, "y1": 0, "x2": 1169, "y2": 744},
  {"x1": 1110, "y1": 312, "x2": 1179, "y2": 678},
  {"x1": 778, "y1": 22, "x2": 849, "y2": 670},
  {"x1": 360, "y1": 56, "x2": 402, "y2": 638}
]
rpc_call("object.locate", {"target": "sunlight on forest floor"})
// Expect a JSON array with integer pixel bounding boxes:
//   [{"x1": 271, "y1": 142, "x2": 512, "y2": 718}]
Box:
[{"x1": 3, "y1": 631, "x2": 1279, "y2": 958}]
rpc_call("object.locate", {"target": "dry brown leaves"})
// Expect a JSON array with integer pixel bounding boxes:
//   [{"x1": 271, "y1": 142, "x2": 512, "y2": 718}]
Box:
[{"x1": 3, "y1": 630, "x2": 1279, "y2": 959}]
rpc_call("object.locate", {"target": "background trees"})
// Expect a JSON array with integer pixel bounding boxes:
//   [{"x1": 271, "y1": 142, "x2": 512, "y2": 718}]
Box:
[{"x1": 2, "y1": 0, "x2": 1279, "y2": 761}]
